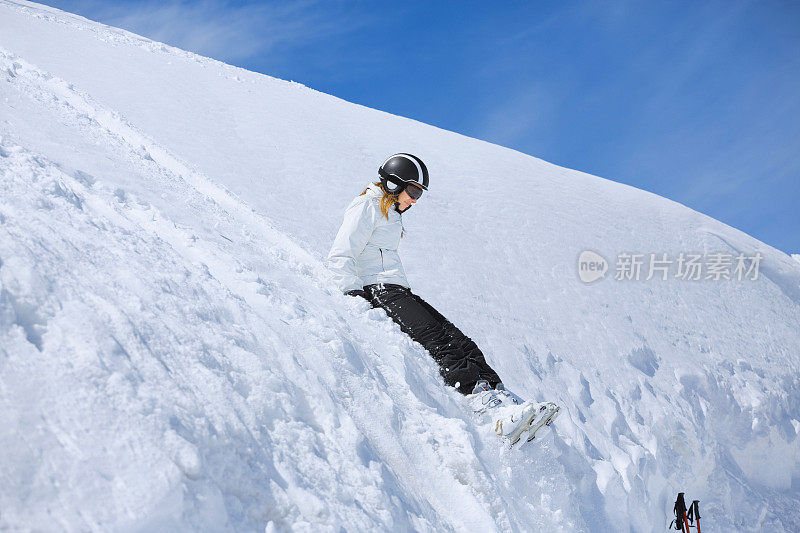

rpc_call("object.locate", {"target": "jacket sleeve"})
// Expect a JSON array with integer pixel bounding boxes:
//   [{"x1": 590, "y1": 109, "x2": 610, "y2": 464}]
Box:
[{"x1": 325, "y1": 197, "x2": 378, "y2": 293}]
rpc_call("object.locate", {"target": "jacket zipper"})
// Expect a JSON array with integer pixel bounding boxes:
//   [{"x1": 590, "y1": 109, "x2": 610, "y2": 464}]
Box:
[{"x1": 379, "y1": 248, "x2": 385, "y2": 270}]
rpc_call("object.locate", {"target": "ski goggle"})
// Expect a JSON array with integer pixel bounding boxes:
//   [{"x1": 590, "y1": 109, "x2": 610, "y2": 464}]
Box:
[
  {"x1": 380, "y1": 169, "x2": 426, "y2": 199},
  {"x1": 404, "y1": 183, "x2": 424, "y2": 200}
]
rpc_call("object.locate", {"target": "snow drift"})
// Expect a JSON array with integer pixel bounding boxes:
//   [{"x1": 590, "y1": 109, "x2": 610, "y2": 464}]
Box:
[{"x1": 1, "y1": 1, "x2": 799, "y2": 531}]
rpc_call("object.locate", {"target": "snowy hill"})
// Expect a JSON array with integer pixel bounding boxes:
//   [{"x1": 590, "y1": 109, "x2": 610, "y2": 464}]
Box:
[{"x1": 2, "y1": 1, "x2": 800, "y2": 531}]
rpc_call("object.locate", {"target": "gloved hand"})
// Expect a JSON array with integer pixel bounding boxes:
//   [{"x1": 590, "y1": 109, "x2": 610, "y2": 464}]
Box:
[{"x1": 345, "y1": 289, "x2": 369, "y2": 300}]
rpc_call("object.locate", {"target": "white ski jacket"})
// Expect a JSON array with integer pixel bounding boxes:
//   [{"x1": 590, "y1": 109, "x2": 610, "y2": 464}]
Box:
[{"x1": 326, "y1": 183, "x2": 409, "y2": 293}]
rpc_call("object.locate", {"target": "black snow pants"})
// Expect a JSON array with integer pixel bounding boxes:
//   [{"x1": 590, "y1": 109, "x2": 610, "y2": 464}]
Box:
[{"x1": 363, "y1": 283, "x2": 501, "y2": 395}]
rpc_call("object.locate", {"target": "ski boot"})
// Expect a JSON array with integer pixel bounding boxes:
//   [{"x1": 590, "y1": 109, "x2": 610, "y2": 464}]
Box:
[
  {"x1": 523, "y1": 402, "x2": 560, "y2": 444},
  {"x1": 469, "y1": 379, "x2": 520, "y2": 414},
  {"x1": 469, "y1": 380, "x2": 549, "y2": 446}
]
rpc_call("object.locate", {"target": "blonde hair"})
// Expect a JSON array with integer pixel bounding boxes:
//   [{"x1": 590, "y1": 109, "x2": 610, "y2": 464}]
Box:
[
  {"x1": 360, "y1": 181, "x2": 398, "y2": 220},
  {"x1": 360, "y1": 181, "x2": 405, "y2": 238}
]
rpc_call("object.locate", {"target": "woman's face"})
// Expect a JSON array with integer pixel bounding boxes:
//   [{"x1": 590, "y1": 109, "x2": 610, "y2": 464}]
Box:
[{"x1": 397, "y1": 184, "x2": 422, "y2": 210}]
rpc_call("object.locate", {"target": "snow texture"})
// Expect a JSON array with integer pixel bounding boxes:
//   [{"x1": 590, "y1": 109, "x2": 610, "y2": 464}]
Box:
[{"x1": 1, "y1": 1, "x2": 799, "y2": 531}]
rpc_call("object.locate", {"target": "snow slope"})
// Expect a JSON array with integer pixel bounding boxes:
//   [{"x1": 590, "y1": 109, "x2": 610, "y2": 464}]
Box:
[{"x1": 2, "y1": 1, "x2": 799, "y2": 531}]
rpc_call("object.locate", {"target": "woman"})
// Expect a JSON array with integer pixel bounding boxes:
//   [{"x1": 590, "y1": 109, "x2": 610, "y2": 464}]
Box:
[{"x1": 326, "y1": 153, "x2": 558, "y2": 445}]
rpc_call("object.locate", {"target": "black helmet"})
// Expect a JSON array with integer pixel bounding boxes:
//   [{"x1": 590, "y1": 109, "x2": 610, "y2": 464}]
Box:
[{"x1": 378, "y1": 153, "x2": 429, "y2": 195}]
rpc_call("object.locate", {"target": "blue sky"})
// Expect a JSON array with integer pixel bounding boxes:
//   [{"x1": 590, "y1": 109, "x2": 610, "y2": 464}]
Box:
[{"x1": 43, "y1": 0, "x2": 800, "y2": 253}]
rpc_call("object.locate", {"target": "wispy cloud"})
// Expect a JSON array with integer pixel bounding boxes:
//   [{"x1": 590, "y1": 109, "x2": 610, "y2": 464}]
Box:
[
  {"x1": 474, "y1": 83, "x2": 561, "y2": 156},
  {"x1": 58, "y1": 0, "x2": 361, "y2": 65},
  {"x1": 463, "y1": 0, "x2": 799, "y2": 251}
]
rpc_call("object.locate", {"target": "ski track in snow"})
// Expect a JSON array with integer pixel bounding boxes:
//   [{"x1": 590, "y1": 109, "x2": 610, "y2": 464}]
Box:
[{"x1": 1, "y1": 1, "x2": 800, "y2": 531}]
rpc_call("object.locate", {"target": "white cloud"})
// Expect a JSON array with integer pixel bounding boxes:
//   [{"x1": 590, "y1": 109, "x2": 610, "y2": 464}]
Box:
[
  {"x1": 61, "y1": 0, "x2": 359, "y2": 64},
  {"x1": 474, "y1": 83, "x2": 560, "y2": 153}
]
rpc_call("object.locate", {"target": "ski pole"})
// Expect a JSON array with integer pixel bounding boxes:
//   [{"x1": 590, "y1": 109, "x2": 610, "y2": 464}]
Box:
[
  {"x1": 673, "y1": 493, "x2": 688, "y2": 532},
  {"x1": 691, "y1": 500, "x2": 701, "y2": 533}
]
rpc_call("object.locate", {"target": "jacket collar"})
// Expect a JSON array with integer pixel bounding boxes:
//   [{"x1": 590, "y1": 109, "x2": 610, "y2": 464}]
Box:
[{"x1": 366, "y1": 183, "x2": 384, "y2": 197}]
